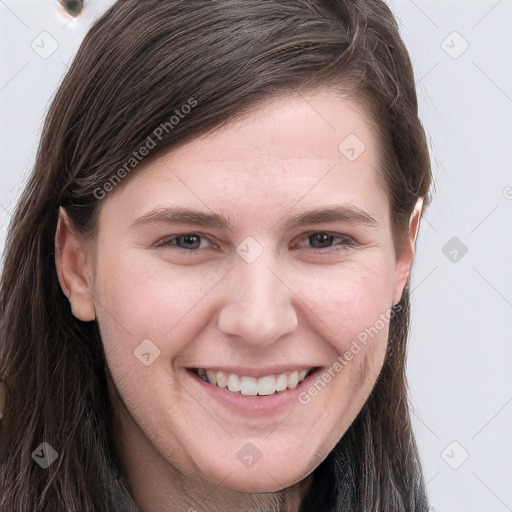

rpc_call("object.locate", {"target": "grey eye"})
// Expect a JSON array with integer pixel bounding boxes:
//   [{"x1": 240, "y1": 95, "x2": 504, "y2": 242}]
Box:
[
  {"x1": 175, "y1": 234, "x2": 202, "y2": 250},
  {"x1": 309, "y1": 233, "x2": 335, "y2": 249}
]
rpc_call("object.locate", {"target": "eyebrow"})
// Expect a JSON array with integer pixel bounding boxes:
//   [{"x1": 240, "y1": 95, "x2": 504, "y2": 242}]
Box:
[{"x1": 129, "y1": 204, "x2": 381, "y2": 231}]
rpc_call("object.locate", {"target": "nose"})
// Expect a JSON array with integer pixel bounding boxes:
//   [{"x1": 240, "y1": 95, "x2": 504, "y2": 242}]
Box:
[{"x1": 217, "y1": 250, "x2": 298, "y2": 347}]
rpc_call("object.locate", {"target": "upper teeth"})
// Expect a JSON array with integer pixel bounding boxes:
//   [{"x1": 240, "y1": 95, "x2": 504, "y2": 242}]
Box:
[{"x1": 195, "y1": 368, "x2": 312, "y2": 396}]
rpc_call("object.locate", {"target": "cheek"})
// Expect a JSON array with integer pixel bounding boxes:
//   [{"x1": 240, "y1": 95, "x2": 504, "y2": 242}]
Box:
[
  {"x1": 285, "y1": 259, "x2": 394, "y2": 467},
  {"x1": 293, "y1": 258, "x2": 394, "y2": 408},
  {"x1": 95, "y1": 245, "x2": 395, "y2": 380},
  {"x1": 94, "y1": 248, "x2": 220, "y2": 359},
  {"x1": 293, "y1": 257, "x2": 395, "y2": 349}
]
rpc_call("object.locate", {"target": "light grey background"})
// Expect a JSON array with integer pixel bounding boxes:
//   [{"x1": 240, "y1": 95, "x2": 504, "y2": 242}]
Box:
[{"x1": 1, "y1": 1, "x2": 511, "y2": 510}]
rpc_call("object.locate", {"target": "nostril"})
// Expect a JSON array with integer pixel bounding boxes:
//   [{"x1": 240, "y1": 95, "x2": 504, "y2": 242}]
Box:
[{"x1": 58, "y1": 0, "x2": 84, "y2": 18}]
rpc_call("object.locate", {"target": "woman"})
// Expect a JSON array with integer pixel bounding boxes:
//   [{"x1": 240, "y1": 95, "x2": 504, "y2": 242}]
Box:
[{"x1": 0, "y1": 1, "x2": 432, "y2": 510}]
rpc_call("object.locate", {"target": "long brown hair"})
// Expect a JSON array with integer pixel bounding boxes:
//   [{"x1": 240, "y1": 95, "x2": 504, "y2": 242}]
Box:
[{"x1": 0, "y1": 1, "x2": 432, "y2": 510}]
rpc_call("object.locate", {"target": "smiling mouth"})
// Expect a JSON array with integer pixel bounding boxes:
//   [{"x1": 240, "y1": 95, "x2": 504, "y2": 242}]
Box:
[{"x1": 188, "y1": 367, "x2": 319, "y2": 396}]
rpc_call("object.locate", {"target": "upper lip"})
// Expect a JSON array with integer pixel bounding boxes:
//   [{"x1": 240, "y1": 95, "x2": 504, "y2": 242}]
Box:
[{"x1": 187, "y1": 365, "x2": 321, "y2": 379}]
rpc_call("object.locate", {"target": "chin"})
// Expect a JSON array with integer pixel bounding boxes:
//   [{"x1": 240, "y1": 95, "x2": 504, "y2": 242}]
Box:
[
  {"x1": 216, "y1": 472, "x2": 296, "y2": 494},
  {"x1": 197, "y1": 455, "x2": 315, "y2": 494}
]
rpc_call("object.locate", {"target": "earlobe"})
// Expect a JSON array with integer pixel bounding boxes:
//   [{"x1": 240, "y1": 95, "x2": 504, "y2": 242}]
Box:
[{"x1": 54, "y1": 207, "x2": 96, "y2": 322}]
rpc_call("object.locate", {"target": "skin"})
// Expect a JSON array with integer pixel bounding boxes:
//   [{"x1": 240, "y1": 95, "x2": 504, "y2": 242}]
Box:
[{"x1": 55, "y1": 89, "x2": 422, "y2": 512}]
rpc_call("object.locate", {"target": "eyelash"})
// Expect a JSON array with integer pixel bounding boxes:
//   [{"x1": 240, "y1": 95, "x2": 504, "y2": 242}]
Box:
[{"x1": 154, "y1": 232, "x2": 358, "y2": 255}]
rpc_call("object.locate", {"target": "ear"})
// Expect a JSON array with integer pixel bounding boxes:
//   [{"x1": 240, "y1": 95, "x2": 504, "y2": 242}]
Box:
[
  {"x1": 392, "y1": 198, "x2": 423, "y2": 305},
  {"x1": 54, "y1": 207, "x2": 96, "y2": 321}
]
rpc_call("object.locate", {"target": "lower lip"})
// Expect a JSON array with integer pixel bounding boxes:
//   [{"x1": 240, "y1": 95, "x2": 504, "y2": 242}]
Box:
[{"x1": 186, "y1": 368, "x2": 322, "y2": 417}]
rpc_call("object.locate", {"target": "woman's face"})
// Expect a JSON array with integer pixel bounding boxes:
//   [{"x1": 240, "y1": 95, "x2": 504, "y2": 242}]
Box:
[{"x1": 58, "y1": 90, "x2": 418, "y2": 493}]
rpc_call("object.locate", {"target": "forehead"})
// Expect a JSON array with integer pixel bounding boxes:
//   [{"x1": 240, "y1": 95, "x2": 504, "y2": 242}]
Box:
[
  {"x1": 181, "y1": 90, "x2": 378, "y2": 167},
  {"x1": 100, "y1": 90, "x2": 390, "y2": 232}
]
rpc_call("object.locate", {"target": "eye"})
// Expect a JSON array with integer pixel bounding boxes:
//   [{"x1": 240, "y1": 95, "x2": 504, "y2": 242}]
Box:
[
  {"x1": 154, "y1": 233, "x2": 213, "y2": 254},
  {"x1": 299, "y1": 232, "x2": 358, "y2": 251},
  {"x1": 154, "y1": 231, "x2": 357, "y2": 256}
]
